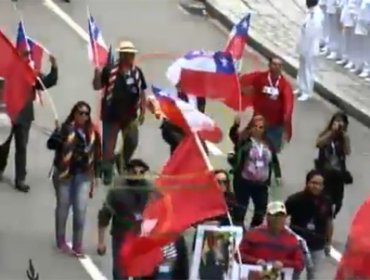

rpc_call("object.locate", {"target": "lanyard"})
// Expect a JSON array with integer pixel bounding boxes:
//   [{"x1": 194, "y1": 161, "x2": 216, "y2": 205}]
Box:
[
  {"x1": 251, "y1": 138, "x2": 264, "y2": 158},
  {"x1": 267, "y1": 73, "x2": 281, "y2": 89}
]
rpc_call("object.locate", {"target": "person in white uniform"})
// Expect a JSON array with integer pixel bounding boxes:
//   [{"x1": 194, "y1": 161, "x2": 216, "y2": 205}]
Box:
[
  {"x1": 295, "y1": 0, "x2": 325, "y2": 101},
  {"x1": 326, "y1": 0, "x2": 341, "y2": 60},
  {"x1": 339, "y1": 0, "x2": 359, "y2": 68},
  {"x1": 356, "y1": 0, "x2": 370, "y2": 78}
]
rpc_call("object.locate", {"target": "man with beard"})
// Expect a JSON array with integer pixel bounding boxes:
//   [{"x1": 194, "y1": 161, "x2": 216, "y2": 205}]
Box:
[{"x1": 93, "y1": 41, "x2": 147, "y2": 185}]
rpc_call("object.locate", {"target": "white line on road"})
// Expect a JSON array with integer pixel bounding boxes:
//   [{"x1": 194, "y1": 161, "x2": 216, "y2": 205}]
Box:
[
  {"x1": 66, "y1": 242, "x2": 108, "y2": 280},
  {"x1": 44, "y1": 0, "x2": 343, "y2": 265},
  {"x1": 43, "y1": 0, "x2": 89, "y2": 42}
]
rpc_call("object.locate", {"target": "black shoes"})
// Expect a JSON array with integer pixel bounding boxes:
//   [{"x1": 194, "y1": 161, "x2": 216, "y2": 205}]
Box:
[{"x1": 15, "y1": 181, "x2": 30, "y2": 193}]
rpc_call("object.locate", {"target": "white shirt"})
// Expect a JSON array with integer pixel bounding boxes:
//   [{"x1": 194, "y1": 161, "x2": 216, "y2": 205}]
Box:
[{"x1": 297, "y1": 6, "x2": 325, "y2": 57}]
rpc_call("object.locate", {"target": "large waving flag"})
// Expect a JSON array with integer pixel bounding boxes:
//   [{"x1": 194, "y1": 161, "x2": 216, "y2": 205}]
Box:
[
  {"x1": 119, "y1": 134, "x2": 227, "y2": 277},
  {"x1": 152, "y1": 86, "x2": 223, "y2": 143},
  {"x1": 166, "y1": 50, "x2": 240, "y2": 104},
  {"x1": 0, "y1": 30, "x2": 36, "y2": 122},
  {"x1": 87, "y1": 11, "x2": 108, "y2": 68},
  {"x1": 224, "y1": 14, "x2": 251, "y2": 61}
]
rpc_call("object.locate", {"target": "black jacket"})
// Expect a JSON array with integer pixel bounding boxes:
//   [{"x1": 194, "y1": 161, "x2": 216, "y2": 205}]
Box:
[{"x1": 16, "y1": 65, "x2": 58, "y2": 125}]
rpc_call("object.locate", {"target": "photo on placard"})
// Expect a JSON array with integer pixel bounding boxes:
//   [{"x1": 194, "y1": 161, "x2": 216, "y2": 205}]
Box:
[
  {"x1": 190, "y1": 225, "x2": 243, "y2": 280},
  {"x1": 239, "y1": 264, "x2": 294, "y2": 280}
]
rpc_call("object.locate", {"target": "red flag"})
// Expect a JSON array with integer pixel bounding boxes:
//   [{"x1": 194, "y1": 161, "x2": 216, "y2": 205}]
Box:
[
  {"x1": 0, "y1": 30, "x2": 35, "y2": 122},
  {"x1": 335, "y1": 197, "x2": 370, "y2": 279},
  {"x1": 119, "y1": 134, "x2": 227, "y2": 277}
]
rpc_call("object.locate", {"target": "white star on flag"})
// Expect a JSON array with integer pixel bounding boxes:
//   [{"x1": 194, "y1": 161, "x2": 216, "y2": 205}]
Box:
[{"x1": 140, "y1": 219, "x2": 158, "y2": 237}]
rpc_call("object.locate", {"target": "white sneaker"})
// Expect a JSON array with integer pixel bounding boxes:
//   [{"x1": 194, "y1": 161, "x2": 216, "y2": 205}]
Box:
[
  {"x1": 344, "y1": 61, "x2": 354, "y2": 69},
  {"x1": 336, "y1": 59, "x2": 347, "y2": 65},
  {"x1": 297, "y1": 94, "x2": 311, "y2": 101},
  {"x1": 326, "y1": 52, "x2": 337, "y2": 60},
  {"x1": 359, "y1": 70, "x2": 369, "y2": 78}
]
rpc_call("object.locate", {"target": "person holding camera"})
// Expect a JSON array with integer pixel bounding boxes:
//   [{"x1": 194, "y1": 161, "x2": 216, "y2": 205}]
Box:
[{"x1": 315, "y1": 111, "x2": 352, "y2": 218}]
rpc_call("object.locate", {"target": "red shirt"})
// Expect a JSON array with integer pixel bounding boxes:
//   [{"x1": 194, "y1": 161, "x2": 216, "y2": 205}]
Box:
[
  {"x1": 239, "y1": 225, "x2": 304, "y2": 271},
  {"x1": 240, "y1": 71, "x2": 293, "y2": 127}
]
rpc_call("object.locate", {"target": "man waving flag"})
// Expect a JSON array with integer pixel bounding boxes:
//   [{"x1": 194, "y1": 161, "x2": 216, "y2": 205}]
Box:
[
  {"x1": 224, "y1": 14, "x2": 251, "y2": 72},
  {"x1": 87, "y1": 10, "x2": 108, "y2": 68}
]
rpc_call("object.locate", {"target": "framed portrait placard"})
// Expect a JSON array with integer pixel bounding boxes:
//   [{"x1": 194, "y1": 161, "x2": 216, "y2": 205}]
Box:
[
  {"x1": 239, "y1": 264, "x2": 293, "y2": 280},
  {"x1": 190, "y1": 225, "x2": 243, "y2": 280}
]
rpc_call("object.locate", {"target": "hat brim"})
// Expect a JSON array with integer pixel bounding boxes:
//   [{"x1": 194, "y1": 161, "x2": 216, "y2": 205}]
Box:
[
  {"x1": 268, "y1": 210, "x2": 287, "y2": 215},
  {"x1": 116, "y1": 48, "x2": 138, "y2": 53}
]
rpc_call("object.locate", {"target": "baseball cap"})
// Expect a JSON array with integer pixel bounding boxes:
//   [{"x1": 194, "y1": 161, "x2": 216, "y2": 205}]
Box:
[{"x1": 267, "y1": 201, "x2": 287, "y2": 215}]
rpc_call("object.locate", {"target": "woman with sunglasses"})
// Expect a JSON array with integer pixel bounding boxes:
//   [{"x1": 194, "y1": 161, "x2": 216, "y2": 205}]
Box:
[
  {"x1": 231, "y1": 115, "x2": 281, "y2": 229},
  {"x1": 47, "y1": 101, "x2": 102, "y2": 257}
]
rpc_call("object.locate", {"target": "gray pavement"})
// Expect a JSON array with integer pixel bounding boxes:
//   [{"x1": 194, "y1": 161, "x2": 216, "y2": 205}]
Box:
[
  {"x1": 0, "y1": 0, "x2": 369, "y2": 279},
  {"x1": 205, "y1": 0, "x2": 370, "y2": 128}
]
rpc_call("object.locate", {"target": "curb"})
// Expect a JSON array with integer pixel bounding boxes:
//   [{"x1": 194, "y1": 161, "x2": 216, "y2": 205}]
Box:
[
  {"x1": 179, "y1": 0, "x2": 207, "y2": 16},
  {"x1": 204, "y1": 1, "x2": 370, "y2": 129}
]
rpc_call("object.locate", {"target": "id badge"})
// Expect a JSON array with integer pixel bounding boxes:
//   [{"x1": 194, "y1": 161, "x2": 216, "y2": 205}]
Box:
[
  {"x1": 307, "y1": 221, "x2": 315, "y2": 231},
  {"x1": 126, "y1": 77, "x2": 135, "y2": 85},
  {"x1": 270, "y1": 87, "x2": 279, "y2": 96},
  {"x1": 256, "y1": 160, "x2": 264, "y2": 168},
  {"x1": 134, "y1": 213, "x2": 142, "y2": 221},
  {"x1": 262, "y1": 86, "x2": 272, "y2": 95}
]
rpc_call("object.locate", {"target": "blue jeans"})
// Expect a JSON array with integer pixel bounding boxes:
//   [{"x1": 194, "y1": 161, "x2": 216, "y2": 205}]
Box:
[
  {"x1": 306, "y1": 249, "x2": 324, "y2": 280},
  {"x1": 265, "y1": 126, "x2": 284, "y2": 153},
  {"x1": 54, "y1": 173, "x2": 90, "y2": 248}
]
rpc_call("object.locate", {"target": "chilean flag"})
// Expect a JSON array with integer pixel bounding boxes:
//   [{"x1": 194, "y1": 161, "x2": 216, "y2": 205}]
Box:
[
  {"x1": 16, "y1": 22, "x2": 32, "y2": 67},
  {"x1": 224, "y1": 14, "x2": 251, "y2": 61},
  {"x1": 16, "y1": 22, "x2": 44, "y2": 105},
  {"x1": 152, "y1": 85, "x2": 223, "y2": 143},
  {"x1": 166, "y1": 50, "x2": 239, "y2": 103},
  {"x1": 27, "y1": 37, "x2": 48, "y2": 73},
  {"x1": 87, "y1": 12, "x2": 108, "y2": 68}
]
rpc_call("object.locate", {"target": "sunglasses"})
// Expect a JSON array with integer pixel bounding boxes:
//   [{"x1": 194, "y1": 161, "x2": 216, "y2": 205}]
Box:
[{"x1": 77, "y1": 110, "x2": 90, "y2": 116}]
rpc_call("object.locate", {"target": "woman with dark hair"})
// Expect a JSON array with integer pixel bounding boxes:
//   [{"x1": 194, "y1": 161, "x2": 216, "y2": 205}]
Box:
[
  {"x1": 315, "y1": 111, "x2": 352, "y2": 218},
  {"x1": 231, "y1": 115, "x2": 281, "y2": 229},
  {"x1": 47, "y1": 101, "x2": 102, "y2": 257}
]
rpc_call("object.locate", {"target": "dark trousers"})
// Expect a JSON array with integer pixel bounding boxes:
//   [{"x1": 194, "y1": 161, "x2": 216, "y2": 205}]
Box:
[
  {"x1": 232, "y1": 175, "x2": 268, "y2": 228},
  {"x1": 0, "y1": 123, "x2": 31, "y2": 182},
  {"x1": 161, "y1": 121, "x2": 209, "y2": 155},
  {"x1": 161, "y1": 121, "x2": 184, "y2": 155},
  {"x1": 323, "y1": 170, "x2": 345, "y2": 217},
  {"x1": 102, "y1": 119, "x2": 138, "y2": 168}
]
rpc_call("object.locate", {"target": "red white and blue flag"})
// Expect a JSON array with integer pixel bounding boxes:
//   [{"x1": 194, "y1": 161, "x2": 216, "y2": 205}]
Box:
[
  {"x1": 166, "y1": 50, "x2": 239, "y2": 104},
  {"x1": 16, "y1": 21, "x2": 47, "y2": 104},
  {"x1": 16, "y1": 21, "x2": 32, "y2": 67},
  {"x1": 224, "y1": 14, "x2": 251, "y2": 60},
  {"x1": 87, "y1": 12, "x2": 108, "y2": 68},
  {"x1": 27, "y1": 37, "x2": 48, "y2": 73},
  {"x1": 152, "y1": 85, "x2": 223, "y2": 143}
]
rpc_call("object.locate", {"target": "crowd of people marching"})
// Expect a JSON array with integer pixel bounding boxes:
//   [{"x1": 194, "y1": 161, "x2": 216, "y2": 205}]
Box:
[{"x1": 1, "y1": 0, "x2": 368, "y2": 279}]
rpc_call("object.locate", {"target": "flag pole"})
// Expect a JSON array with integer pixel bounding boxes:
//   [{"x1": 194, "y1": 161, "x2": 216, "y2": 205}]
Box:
[
  {"x1": 36, "y1": 77, "x2": 59, "y2": 127},
  {"x1": 193, "y1": 132, "x2": 243, "y2": 276}
]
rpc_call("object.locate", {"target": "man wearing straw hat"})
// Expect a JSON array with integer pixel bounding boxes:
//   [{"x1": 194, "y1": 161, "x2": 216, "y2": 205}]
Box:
[
  {"x1": 0, "y1": 53, "x2": 58, "y2": 192},
  {"x1": 93, "y1": 40, "x2": 147, "y2": 186}
]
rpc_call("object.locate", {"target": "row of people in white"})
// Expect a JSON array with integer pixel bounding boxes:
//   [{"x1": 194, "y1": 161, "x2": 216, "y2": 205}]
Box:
[{"x1": 320, "y1": 0, "x2": 370, "y2": 79}]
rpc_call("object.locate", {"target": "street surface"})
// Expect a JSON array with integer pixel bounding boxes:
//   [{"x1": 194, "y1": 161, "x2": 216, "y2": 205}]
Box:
[{"x1": 0, "y1": 0, "x2": 369, "y2": 279}]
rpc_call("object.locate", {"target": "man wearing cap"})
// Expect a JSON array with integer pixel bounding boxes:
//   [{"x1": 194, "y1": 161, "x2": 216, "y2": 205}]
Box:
[
  {"x1": 238, "y1": 201, "x2": 304, "y2": 276},
  {"x1": 0, "y1": 54, "x2": 58, "y2": 192},
  {"x1": 93, "y1": 41, "x2": 147, "y2": 185}
]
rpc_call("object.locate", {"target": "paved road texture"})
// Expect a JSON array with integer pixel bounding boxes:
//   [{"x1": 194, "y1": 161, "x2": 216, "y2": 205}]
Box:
[{"x1": 0, "y1": 0, "x2": 370, "y2": 279}]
